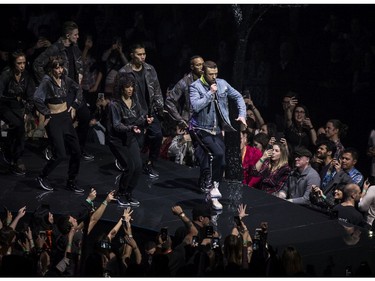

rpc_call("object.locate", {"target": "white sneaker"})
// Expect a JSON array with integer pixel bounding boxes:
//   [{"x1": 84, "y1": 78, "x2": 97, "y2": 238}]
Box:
[
  {"x1": 210, "y1": 181, "x2": 222, "y2": 199},
  {"x1": 211, "y1": 198, "x2": 223, "y2": 210}
]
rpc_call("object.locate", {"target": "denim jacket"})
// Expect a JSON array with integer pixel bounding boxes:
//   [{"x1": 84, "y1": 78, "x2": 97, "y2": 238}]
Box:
[{"x1": 189, "y1": 78, "x2": 246, "y2": 133}]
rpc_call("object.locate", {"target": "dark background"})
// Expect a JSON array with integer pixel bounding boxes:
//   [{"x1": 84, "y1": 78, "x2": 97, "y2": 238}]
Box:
[{"x1": 1, "y1": 3, "x2": 375, "y2": 175}]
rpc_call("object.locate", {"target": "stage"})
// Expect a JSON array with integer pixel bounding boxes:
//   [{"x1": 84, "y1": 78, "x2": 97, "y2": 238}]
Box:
[{"x1": 1, "y1": 141, "x2": 374, "y2": 276}]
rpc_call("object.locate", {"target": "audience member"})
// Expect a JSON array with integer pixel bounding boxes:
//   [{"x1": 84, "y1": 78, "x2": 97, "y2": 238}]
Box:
[
  {"x1": 332, "y1": 183, "x2": 365, "y2": 227},
  {"x1": 284, "y1": 104, "x2": 317, "y2": 152},
  {"x1": 242, "y1": 131, "x2": 268, "y2": 188},
  {"x1": 358, "y1": 177, "x2": 375, "y2": 230},
  {"x1": 252, "y1": 141, "x2": 291, "y2": 195},
  {"x1": 325, "y1": 119, "x2": 348, "y2": 159},
  {"x1": 279, "y1": 147, "x2": 321, "y2": 205}
]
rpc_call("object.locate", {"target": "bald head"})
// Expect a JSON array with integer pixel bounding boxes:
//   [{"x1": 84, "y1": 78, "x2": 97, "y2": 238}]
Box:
[{"x1": 343, "y1": 183, "x2": 361, "y2": 202}]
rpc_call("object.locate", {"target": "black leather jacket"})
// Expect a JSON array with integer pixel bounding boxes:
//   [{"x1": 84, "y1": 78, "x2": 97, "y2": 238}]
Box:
[
  {"x1": 33, "y1": 37, "x2": 83, "y2": 84},
  {"x1": 0, "y1": 68, "x2": 35, "y2": 110},
  {"x1": 118, "y1": 62, "x2": 163, "y2": 116},
  {"x1": 107, "y1": 98, "x2": 146, "y2": 146},
  {"x1": 33, "y1": 74, "x2": 82, "y2": 117},
  {"x1": 164, "y1": 72, "x2": 195, "y2": 123}
]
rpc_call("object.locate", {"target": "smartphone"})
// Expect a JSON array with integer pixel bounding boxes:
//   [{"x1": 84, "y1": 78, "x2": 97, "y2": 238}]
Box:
[
  {"x1": 98, "y1": 92, "x2": 105, "y2": 100},
  {"x1": 192, "y1": 235, "x2": 199, "y2": 246},
  {"x1": 99, "y1": 240, "x2": 111, "y2": 250},
  {"x1": 160, "y1": 227, "x2": 168, "y2": 241},
  {"x1": 205, "y1": 225, "x2": 214, "y2": 238},
  {"x1": 234, "y1": 216, "x2": 242, "y2": 227},
  {"x1": 211, "y1": 237, "x2": 220, "y2": 249},
  {"x1": 254, "y1": 228, "x2": 262, "y2": 240}
]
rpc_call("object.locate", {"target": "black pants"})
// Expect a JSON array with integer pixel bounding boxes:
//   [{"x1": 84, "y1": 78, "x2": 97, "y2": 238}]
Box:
[
  {"x1": 75, "y1": 101, "x2": 91, "y2": 152},
  {"x1": 108, "y1": 136, "x2": 142, "y2": 194},
  {"x1": 194, "y1": 130, "x2": 226, "y2": 183},
  {"x1": 137, "y1": 115, "x2": 163, "y2": 163},
  {"x1": 0, "y1": 103, "x2": 25, "y2": 164},
  {"x1": 42, "y1": 111, "x2": 81, "y2": 180}
]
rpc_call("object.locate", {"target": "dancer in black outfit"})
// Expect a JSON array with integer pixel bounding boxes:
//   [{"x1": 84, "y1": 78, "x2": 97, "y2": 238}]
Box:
[
  {"x1": 107, "y1": 74, "x2": 147, "y2": 206},
  {"x1": 0, "y1": 51, "x2": 35, "y2": 175},
  {"x1": 33, "y1": 56, "x2": 84, "y2": 193},
  {"x1": 33, "y1": 21, "x2": 94, "y2": 161}
]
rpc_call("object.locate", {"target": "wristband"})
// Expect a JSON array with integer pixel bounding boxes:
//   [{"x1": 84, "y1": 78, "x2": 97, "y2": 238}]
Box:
[
  {"x1": 178, "y1": 212, "x2": 185, "y2": 217},
  {"x1": 259, "y1": 158, "x2": 265, "y2": 164},
  {"x1": 102, "y1": 200, "x2": 108, "y2": 206},
  {"x1": 128, "y1": 234, "x2": 133, "y2": 238},
  {"x1": 309, "y1": 127, "x2": 314, "y2": 130}
]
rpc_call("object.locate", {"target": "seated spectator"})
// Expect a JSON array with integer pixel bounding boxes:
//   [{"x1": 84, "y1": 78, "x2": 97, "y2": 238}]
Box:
[
  {"x1": 310, "y1": 140, "x2": 337, "y2": 176},
  {"x1": 332, "y1": 183, "x2": 365, "y2": 227},
  {"x1": 252, "y1": 141, "x2": 291, "y2": 195},
  {"x1": 241, "y1": 131, "x2": 269, "y2": 188},
  {"x1": 324, "y1": 119, "x2": 348, "y2": 159},
  {"x1": 278, "y1": 147, "x2": 321, "y2": 205},
  {"x1": 310, "y1": 147, "x2": 363, "y2": 210},
  {"x1": 358, "y1": 177, "x2": 375, "y2": 230}
]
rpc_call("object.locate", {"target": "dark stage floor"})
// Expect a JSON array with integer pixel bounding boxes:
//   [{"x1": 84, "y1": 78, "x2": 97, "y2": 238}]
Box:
[{"x1": 1, "y1": 141, "x2": 375, "y2": 276}]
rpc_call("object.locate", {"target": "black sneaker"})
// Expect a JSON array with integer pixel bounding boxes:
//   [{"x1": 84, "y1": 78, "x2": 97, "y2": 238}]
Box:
[
  {"x1": 143, "y1": 163, "x2": 159, "y2": 178},
  {"x1": 66, "y1": 180, "x2": 85, "y2": 193},
  {"x1": 37, "y1": 176, "x2": 54, "y2": 191},
  {"x1": 126, "y1": 194, "x2": 140, "y2": 206},
  {"x1": 199, "y1": 172, "x2": 213, "y2": 193},
  {"x1": 82, "y1": 151, "x2": 94, "y2": 161},
  {"x1": 10, "y1": 164, "x2": 26, "y2": 176},
  {"x1": 115, "y1": 195, "x2": 130, "y2": 207}
]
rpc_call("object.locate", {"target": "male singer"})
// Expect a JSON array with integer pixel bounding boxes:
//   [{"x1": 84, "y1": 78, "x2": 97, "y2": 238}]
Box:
[{"x1": 189, "y1": 61, "x2": 246, "y2": 210}]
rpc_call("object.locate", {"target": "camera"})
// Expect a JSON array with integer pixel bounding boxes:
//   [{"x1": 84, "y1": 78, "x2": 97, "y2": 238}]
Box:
[
  {"x1": 160, "y1": 227, "x2": 168, "y2": 242},
  {"x1": 205, "y1": 225, "x2": 214, "y2": 238}
]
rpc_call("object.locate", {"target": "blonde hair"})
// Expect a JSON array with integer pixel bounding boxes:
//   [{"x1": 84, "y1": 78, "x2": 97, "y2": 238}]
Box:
[{"x1": 270, "y1": 142, "x2": 289, "y2": 170}]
